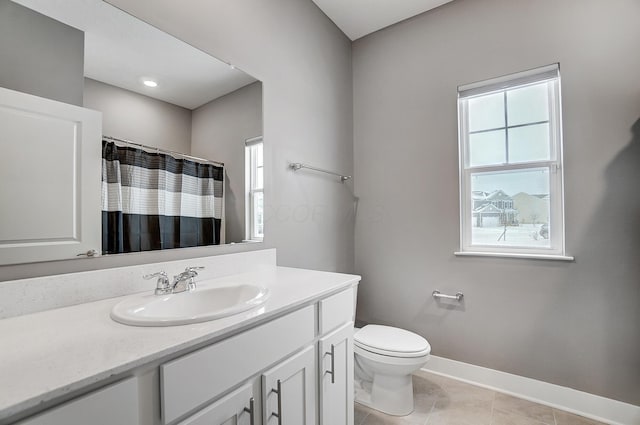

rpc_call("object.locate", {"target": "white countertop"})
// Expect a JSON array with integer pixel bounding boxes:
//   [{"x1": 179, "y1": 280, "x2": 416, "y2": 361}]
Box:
[{"x1": 0, "y1": 266, "x2": 360, "y2": 422}]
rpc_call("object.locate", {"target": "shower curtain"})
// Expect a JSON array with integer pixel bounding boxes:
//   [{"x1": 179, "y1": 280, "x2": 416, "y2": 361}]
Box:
[{"x1": 101, "y1": 140, "x2": 224, "y2": 254}]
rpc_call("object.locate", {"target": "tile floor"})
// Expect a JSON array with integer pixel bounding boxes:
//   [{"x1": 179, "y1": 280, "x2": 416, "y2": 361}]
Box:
[{"x1": 354, "y1": 370, "x2": 609, "y2": 425}]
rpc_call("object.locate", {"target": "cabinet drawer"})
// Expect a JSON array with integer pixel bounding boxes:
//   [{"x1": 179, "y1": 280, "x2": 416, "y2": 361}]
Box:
[
  {"x1": 17, "y1": 377, "x2": 138, "y2": 425},
  {"x1": 161, "y1": 305, "x2": 315, "y2": 424},
  {"x1": 319, "y1": 288, "x2": 354, "y2": 335}
]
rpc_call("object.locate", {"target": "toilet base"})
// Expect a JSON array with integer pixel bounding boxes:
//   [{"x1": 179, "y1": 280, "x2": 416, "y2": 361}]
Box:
[{"x1": 354, "y1": 373, "x2": 415, "y2": 416}]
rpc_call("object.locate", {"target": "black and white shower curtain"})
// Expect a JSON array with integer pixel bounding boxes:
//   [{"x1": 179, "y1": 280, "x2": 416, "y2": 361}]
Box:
[{"x1": 101, "y1": 140, "x2": 224, "y2": 254}]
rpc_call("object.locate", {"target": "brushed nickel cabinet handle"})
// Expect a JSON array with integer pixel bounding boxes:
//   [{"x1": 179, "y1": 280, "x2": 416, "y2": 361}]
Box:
[
  {"x1": 243, "y1": 397, "x2": 255, "y2": 425},
  {"x1": 325, "y1": 344, "x2": 336, "y2": 384},
  {"x1": 76, "y1": 249, "x2": 98, "y2": 257},
  {"x1": 270, "y1": 379, "x2": 283, "y2": 425}
]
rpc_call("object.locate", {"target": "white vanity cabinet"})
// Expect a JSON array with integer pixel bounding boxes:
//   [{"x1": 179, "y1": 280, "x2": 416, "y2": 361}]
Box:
[
  {"x1": 173, "y1": 345, "x2": 317, "y2": 425},
  {"x1": 9, "y1": 285, "x2": 357, "y2": 425},
  {"x1": 160, "y1": 306, "x2": 316, "y2": 424},
  {"x1": 163, "y1": 287, "x2": 355, "y2": 425}
]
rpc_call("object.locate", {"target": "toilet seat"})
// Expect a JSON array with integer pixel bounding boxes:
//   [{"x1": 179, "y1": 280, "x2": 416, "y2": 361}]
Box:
[{"x1": 354, "y1": 325, "x2": 431, "y2": 358}]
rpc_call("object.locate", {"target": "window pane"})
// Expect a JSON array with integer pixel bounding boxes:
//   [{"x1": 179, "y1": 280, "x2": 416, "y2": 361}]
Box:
[
  {"x1": 255, "y1": 165, "x2": 263, "y2": 190},
  {"x1": 508, "y1": 123, "x2": 550, "y2": 163},
  {"x1": 469, "y1": 130, "x2": 506, "y2": 167},
  {"x1": 468, "y1": 92, "x2": 504, "y2": 132},
  {"x1": 256, "y1": 143, "x2": 263, "y2": 167},
  {"x1": 253, "y1": 191, "x2": 264, "y2": 238},
  {"x1": 507, "y1": 82, "x2": 549, "y2": 126},
  {"x1": 470, "y1": 168, "x2": 550, "y2": 248}
]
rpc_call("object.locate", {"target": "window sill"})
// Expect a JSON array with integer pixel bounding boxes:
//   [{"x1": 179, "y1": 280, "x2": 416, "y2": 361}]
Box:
[{"x1": 454, "y1": 251, "x2": 574, "y2": 261}]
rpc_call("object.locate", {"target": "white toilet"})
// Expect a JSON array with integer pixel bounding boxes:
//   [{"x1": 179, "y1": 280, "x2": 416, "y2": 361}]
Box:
[{"x1": 354, "y1": 325, "x2": 431, "y2": 416}]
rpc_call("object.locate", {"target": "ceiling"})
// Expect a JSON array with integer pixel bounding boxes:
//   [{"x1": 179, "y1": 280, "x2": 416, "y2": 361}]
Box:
[
  {"x1": 13, "y1": 0, "x2": 256, "y2": 110},
  {"x1": 311, "y1": 0, "x2": 455, "y2": 40},
  {"x1": 12, "y1": 0, "x2": 452, "y2": 108}
]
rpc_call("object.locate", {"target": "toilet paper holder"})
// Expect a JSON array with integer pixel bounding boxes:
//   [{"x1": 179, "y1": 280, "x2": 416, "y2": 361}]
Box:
[{"x1": 432, "y1": 290, "x2": 464, "y2": 302}]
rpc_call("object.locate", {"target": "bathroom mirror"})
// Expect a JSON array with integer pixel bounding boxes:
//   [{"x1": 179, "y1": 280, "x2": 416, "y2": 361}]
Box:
[{"x1": 2, "y1": 0, "x2": 263, "y2": 261}]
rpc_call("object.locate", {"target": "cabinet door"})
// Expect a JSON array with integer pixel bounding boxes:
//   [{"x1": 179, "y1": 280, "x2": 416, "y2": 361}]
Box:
[
  {"x1": 178, "y1": 383, "x2": 256, "y2": 425},
  {"x1": 0, "y1": 86, "x2": 102, "y2": 265},
  {"x1": 319, "y1": 323, "x2": 354, "y2": 425},
  {"x1": 262, "y1": 346, "x2": 315, "y2": 425}
]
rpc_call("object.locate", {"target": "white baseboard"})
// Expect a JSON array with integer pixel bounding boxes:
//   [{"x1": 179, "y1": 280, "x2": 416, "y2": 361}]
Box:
[{"x1": 421, "y1": 355, "x2": 640, "y2": 425}]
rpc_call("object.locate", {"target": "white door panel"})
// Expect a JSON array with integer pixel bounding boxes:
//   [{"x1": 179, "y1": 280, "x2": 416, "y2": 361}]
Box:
[{"x1": 0, "y1": 87, "x2": 101, "y2": 264}]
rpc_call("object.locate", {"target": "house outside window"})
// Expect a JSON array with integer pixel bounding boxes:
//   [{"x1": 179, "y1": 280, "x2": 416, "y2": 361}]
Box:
[
  {"x1": 245, "y1": 137, "x2": 264, "y2": 241},
  {"x1": 457, "y1": 64, "x2": 570, "y2": 259}
]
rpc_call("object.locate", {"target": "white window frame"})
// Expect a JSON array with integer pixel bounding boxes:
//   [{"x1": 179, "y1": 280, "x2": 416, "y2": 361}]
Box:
[
  {"x1": 245, "y1": 136, "x2": 263, "y2": 241},
  {"x1": 456, "y1": 64, "x2": 572, "y2": 260}
]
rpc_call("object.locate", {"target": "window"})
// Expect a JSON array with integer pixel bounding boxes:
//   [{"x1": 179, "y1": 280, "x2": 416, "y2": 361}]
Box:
[
  {"x1": 457, "y1": 64, "x2": 569, "y2": 259},
  {"x1": 245, "y1": 137, "x2": 264, "y2": 241}
]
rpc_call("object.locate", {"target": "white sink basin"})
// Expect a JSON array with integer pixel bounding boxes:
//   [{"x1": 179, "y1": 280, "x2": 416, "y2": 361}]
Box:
[{"x1": 110, "y1": 284, "x2": 270, "y2": 326}]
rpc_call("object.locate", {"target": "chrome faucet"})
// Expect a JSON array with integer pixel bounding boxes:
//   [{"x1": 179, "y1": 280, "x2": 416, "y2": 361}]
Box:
[
  {"x1": 143, "y1": 266, "x2": 205, "y2": 295},
  {"x1": 171, "y1": 266, "x2": 205, "y2": 293}
]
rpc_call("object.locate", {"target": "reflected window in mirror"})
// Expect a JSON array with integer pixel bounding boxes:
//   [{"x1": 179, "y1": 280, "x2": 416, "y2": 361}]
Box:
[{"x1": 246, "y1": 137, "x2": 264, "y2": 241}]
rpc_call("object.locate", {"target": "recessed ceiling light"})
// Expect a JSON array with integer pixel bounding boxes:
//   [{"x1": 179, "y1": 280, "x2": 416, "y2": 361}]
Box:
[{"x1": 143, "y1": 80, "x2": 158, "y2": 88}]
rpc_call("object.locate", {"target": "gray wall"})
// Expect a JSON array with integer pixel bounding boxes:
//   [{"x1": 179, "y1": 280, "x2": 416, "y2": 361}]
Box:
[
  {"x1": 0, "y1": 0, "x2": 84, "y2": 106},
  {"x1": 103, "y1": 0, "x2": 354, "y2": 273},
  {"x1": 353, "y1": 0, "x2": 640, "y2": 405},
  {"x1": 192, "y1": 82, "x2": 263, "y2": 244},
  {"x1": 0, "y1": 0, "x2": 353, "y2": 280},
  {"x1": 83, "y1": 78, "x2": 192, "y2": 153}
]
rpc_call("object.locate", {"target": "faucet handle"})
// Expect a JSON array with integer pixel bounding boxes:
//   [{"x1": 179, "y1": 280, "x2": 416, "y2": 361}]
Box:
[
  {"x1": 185, "y1": 266, "x2": 205, "y2": 276},
  {"x1": 143, "y1": 271, "x2": 168, "y2": 280},
  {"x1": 182, "y1": 267, "x2": 204, "y2": 291},
  {"x1": 143, "y1": 271, "x2": 171, "y2": 295}
]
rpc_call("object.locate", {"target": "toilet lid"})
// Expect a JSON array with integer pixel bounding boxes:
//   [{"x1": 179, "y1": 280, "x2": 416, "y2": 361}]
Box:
[{"x1": 354, "y1": 325, "x2": 431, "y2": 358}]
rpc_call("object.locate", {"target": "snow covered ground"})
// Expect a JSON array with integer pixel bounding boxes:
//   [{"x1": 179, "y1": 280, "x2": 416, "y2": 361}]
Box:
[{"x1": 472, "y1": 224, "x2": 550, "y2": 247}]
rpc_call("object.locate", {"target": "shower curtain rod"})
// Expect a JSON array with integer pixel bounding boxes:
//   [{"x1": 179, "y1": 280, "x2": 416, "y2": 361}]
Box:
[{"x1": 103, "y1": 135, "x2": 224, "y2": 167}]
